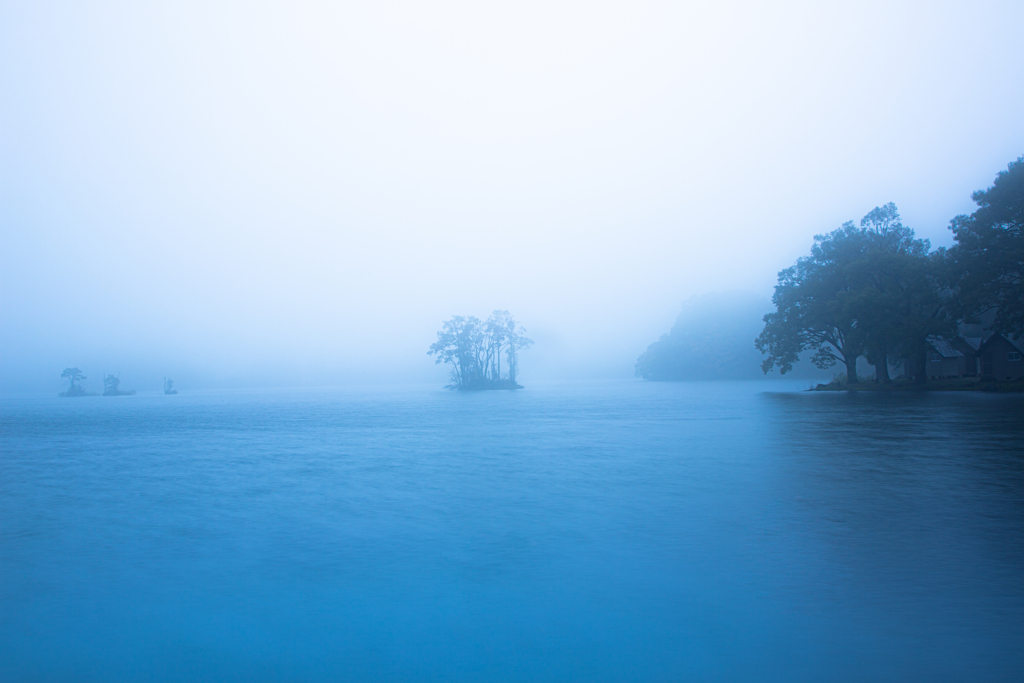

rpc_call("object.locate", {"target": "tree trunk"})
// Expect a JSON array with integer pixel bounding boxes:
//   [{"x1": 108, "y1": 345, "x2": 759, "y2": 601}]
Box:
[
  {"x1": 915, "y1": 344, "x2": 928, "y2": 384},
  {"x1": 875, "y1": 346, "x2": 891, "y2": 383},
  {"x1": 844, "y1": 355, "x2": 859, "y2": 385}
]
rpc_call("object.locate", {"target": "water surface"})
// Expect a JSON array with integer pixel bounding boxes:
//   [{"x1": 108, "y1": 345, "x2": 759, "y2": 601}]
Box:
[{"x1": 2, "y1": 381, "x2": 1022, "y2": 681}]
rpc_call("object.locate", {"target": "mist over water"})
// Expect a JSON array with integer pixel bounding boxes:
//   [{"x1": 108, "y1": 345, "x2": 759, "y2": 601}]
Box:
[
  {"x1": 3, "y1": 1, "x2": 1023, "y2": 391},
  {"x1": 2, "y1": 382, "x2": 1023, "y2": 681}
]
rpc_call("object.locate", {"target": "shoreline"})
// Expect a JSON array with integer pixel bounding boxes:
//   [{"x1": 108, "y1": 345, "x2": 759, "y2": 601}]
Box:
[{"x1": 811, "y1": 378, "x2": 1024, "y2": 393}]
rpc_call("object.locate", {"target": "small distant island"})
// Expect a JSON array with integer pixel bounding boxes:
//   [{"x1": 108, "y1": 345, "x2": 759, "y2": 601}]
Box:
[
  {"x1": 102, "y1": 374, "x2": 136, "y2": 396},
  {"x1": 59, "y1": 367, "x2": 92, "y2": 397},
  {"x1": 58, "y1": 367, "x2": 149, "y2": 396},
  {"x1": 429, "y1": 311, "x2": 532, "y2": 390},
  {"x1": 164, "y1": 378, "x2": 178, "y2": 395}
]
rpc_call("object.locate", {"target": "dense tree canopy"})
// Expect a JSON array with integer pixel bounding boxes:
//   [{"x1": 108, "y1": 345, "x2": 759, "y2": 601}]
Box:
[
  {"x1": 948, "y1": 157, "x2": 1024, "y2": 334},
  {"x1": 756, "y1": 204, "x2": 953, "y2": 384},
  {"x1": 428, "y1": 311, "x2": 532, "y2": 390},
  {"x1": 852, "y1": 205, "x2": 953, "y2": 381},
  {"x1": 756, "y1": 222, "x2": 871, "y2": 383}
]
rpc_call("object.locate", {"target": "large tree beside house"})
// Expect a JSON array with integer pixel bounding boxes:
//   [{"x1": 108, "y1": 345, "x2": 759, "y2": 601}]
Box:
[
  {"x1": 756, "y1": 221, "x2": 870, "y2": 383},
  {"x1": 756, "y1": 204, "x2": 954, "y2": 384},
  {"x1": 850, "y1": 206, "x2": 955, "y2": 382},
  {"x1": 948, "y1": 156, "x2": 1024, "y2": 334}
]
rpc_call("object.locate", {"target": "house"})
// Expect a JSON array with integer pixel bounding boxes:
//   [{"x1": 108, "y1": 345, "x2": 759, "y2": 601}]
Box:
[
  {"x1": 976, "y1": 335, "x2": 1024, "y2": 381},
  {"x1": 925, "y1": 337, "x2": 966, "y2": 379},
  {"x1": 952, "y1": 337, "x2": 984, "y2": 377}
]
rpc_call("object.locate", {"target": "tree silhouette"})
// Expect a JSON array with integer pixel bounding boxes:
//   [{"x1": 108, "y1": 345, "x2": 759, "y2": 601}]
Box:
[
  {"x1": 429, "y1": 311, "x2": 532, "y2": 389},
  {"x1": 758, "y1": 206, "x2": 953, "y2": 384},
  {"x1": 756, "y1": 222, "x2": 870, "y2": 383},
  {"x1": 59, "y1": 367, "x2": 88, "y2": 397},
  {"x1": 948, "y1": 156, "x2": 1024, "y2": 334},
  {"x1": 61, "y1": 367, "x2": 85, "y2": 388}
]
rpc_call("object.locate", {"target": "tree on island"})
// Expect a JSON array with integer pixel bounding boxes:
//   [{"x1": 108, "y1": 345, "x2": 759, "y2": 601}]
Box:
[
  {"x1": 59, "y1": 367, "x2": 88, "y2": 397},
  {"x1": 428, "y1": 311, "x2": 533, "y2": 390},
  {"x1": 102, "y1": 373, "x2": 136, "y2": 396}
]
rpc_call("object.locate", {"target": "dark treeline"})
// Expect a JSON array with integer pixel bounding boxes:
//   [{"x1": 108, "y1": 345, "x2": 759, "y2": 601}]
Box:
[
  {"x1": 428, "y1": 311, "x2": 533, "y2": 390},
  {"x1": 757, "y1": 156, "x2": 1023, "y2": 384}
]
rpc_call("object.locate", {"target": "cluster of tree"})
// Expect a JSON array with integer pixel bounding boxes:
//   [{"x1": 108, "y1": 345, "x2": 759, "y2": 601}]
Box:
[
  {"x1": 428, "y1": 311, "x2": 533, "y2": 390},
  {"x1": 757, "y1": 156, "x2": 1023, "y2": 384}
]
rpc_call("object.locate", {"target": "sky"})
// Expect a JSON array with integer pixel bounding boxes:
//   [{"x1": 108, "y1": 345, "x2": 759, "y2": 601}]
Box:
[{"x1": 2, "y1": 0, "x2": 1023, "y2": 392}]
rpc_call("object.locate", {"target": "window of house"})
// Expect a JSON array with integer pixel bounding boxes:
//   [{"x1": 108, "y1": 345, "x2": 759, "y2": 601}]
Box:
[
  {"x1": 929, "y1": 352, "x2": 942, "y2": 362},
  {"x1": 1009, "y1": 351, "x2": 1022, "y2": 362}
]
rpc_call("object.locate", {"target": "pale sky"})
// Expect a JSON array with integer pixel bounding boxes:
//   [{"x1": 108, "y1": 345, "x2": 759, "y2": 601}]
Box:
[{"x1": 2, "y1": 0, "x2": 1023, "y2": 391}]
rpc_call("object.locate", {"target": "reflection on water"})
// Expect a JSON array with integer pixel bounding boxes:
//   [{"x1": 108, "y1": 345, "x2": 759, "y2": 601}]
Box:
[{"x1": 1, "y1": 382, "x2": 1022, "y2": 681}]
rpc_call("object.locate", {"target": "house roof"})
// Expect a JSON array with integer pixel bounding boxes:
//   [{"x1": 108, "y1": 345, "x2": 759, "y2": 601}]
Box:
[
  {"x1": 926, "y1": 337, "x2": 963, "y2": 358},
  {"x1": 960, "y1": 337, "x2": 983, "y2": 351},
  {"x1": 977, "y1": 334, "x2": 1024, "y2": 354}
]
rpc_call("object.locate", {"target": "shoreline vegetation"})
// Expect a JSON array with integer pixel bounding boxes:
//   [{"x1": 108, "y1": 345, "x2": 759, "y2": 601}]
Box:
[
  {"x1": 756, "y1": 157, "x2": 1023, "y2": 389},
  {"x1": 428, "y1": 311, "x2": 532, "y2": 390},
  {"x1": 639, "y1": 156, "x2": 1024, "y2": 392}
]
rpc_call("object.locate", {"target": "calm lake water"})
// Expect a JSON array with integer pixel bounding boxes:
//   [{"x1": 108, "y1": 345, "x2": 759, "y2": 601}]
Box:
[{"x1": 1, "y1": 381, "x2": 1023, "y2": 681}]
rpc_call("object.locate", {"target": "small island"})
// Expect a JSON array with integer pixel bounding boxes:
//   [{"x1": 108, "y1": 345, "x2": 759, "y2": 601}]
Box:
[
  {"x1": 428, "y1": 311, "x2": 532, "y2": 390},
  {"x1": 102, "y1": 374, "x2": 136, "y2": 396},
  {"x1": 59, "y1": 367, "x2": 91, "y2": 397},
  {"x1": 163, "y1": 378, "x2": 178, "y2": 395}
]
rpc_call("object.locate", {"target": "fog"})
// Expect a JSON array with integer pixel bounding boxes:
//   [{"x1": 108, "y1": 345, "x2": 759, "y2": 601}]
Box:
[{"x1": 2, "y1": 0, "x2": 1022, "y2": 393}]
